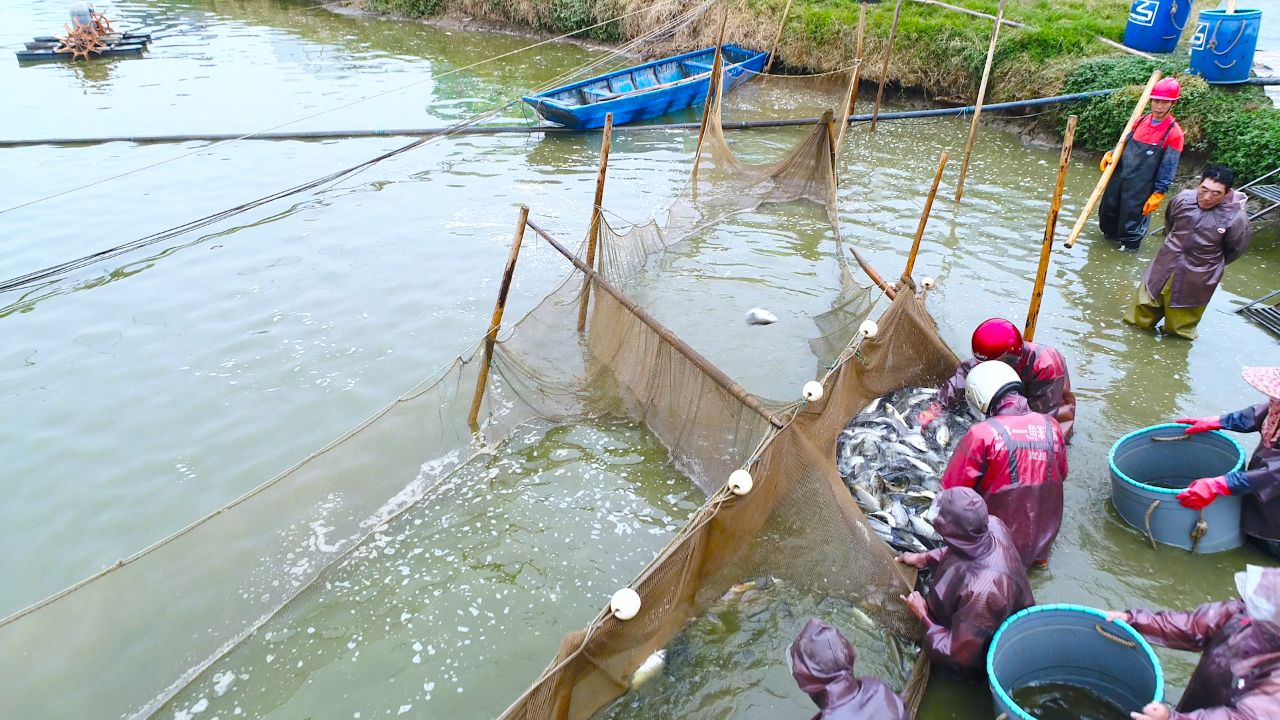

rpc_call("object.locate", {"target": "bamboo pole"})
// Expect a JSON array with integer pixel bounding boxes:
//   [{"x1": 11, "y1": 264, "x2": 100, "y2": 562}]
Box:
[
  {"x1": 577, "y1": 113, "x2": 614, "y2": 332},
  {"x1": 691, "y1": 5, "x2": 729, "y2": 187},
  {"x1": 764, "y1": 0, "x2": 794, "y2": 74},
  {"x1": 953, "y1": 0, "x2": 1006, "y2": 203},
  {"x1": 468, "y1": 206, "x2": 530, "y2": 430},
  {"x1": 1227, "y1": 0, "x2": 1237, "y2": 13},
  {"x1": 870, "y1": 0, "x2": 905, "y2": 133},
  {"x1": 525, "y1": 217, "x2": 785, "y2": 428},
  {"x1": 824, "y1": 109, "x2": 838, "y2": 172},
  {"x1": 848, "y1": 247, "x2": 897, "y2": 299},
  {"x1": 834, "y1": 2, "x2": 867, "y2": 153},
  {"x1": 904, "y1": 149, "x2": 950, "y2": 279},
  {"x1": 1064, "y1": 70, "x2": 1162, "y2": 248},
  {"x1": 1025, "y1": 115, "x2": 1077, "y2": 342}
]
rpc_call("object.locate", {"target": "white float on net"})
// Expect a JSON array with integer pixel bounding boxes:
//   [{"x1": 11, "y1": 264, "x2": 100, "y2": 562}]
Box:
[
  {"x1": 610, "y1": 587, "x2": 641, "y2": 620},
  {"x1": 728, "y1": 468, "x2": 753, "y2": 496}
]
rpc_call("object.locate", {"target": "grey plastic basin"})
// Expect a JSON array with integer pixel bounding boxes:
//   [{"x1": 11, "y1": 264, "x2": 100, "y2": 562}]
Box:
[
  {"x1": 988, "y1": 604, "x2": 1164, "y2": 720},
  {"x1": 1109, "y1": 423, "x2": 1245, "y2": 553}
]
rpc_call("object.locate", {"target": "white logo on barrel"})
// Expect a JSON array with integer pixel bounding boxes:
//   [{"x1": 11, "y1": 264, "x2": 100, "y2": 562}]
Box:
[
  {"x1": 1190, "y1": 21, "x2": 1209, "y2": 49},
  {"x1": 1129, "y1": 0, "x2": 1159, "y2": 27}
]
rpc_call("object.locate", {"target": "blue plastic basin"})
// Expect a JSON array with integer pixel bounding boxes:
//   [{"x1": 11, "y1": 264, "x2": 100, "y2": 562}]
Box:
[
  {"x1": 1110, "y1": 423, "x2": 1245, "y2": 553},
  {"x1": 988, "y1": 604, "x2": 1164, "y2": 720}
]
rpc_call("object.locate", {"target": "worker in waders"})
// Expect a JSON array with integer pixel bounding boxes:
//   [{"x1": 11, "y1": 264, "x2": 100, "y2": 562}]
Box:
[
  {"x1": 1107, "y1": 565, "x2": 1280, "y2": 720},
  {"x1": 895, "y1": 487, "x2": 1034, "y2": 670},
  {"x1": 940, "y1": 361, "x2": 1067, "y2": 569},
  {"x1": 1174, "y1": 367, "x2": 1280, "y2": 558},
  {"x1": 1123, "y1": 165, "x2": 1251, "y2": 340},
  {"x1": 919, "y1": 318, "x2": 1076, "y2": 440},
  {"x1": 1098, "y1": 77, "x2": 1184, "y2": 252}
]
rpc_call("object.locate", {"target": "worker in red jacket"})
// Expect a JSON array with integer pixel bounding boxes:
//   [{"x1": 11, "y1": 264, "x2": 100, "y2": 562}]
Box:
[
  {"x1": 919, "y1": 318, "x2": 1076, "y2": 441},
  {"x1": 1099, "y1": 76, "x2": 1185, "y2": 252},
  {"x1": 940, "y1": 360, "x2": 1068, "y2": 568},
  {"x1": 1108, "y1": 565, "x2": 1280, "y2": 720}
]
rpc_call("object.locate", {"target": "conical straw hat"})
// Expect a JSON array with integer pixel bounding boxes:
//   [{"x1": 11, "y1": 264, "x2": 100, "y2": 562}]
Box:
[{"x1": 1241, "y1": 367, "x2": 1280, "y2": 400}]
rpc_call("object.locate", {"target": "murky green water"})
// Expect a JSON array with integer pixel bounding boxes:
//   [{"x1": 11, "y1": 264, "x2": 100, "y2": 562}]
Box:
[
  {"x1": 3, "y1": 0, "x2": 1279, "y2": 717},
  {"x1": 600, "y1": 579, "x2": 915, "y2": 719},
  {"x1": 1010, "y1": 682, "x2": 1132, "y2": 720}
]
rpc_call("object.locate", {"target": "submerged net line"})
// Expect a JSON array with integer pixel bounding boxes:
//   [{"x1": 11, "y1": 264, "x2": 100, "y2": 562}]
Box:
[{"x1": 0, "y1": 65, "x2": 950, "y2": 720}]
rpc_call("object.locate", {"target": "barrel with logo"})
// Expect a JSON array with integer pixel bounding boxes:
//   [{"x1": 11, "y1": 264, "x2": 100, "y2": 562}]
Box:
[
  {"x1": 1123, "y1": 0, "x2": 1192, "y2": 54},
  {"x1": 1190, "y1": 9, "x2": 1264, "y2": 84}
]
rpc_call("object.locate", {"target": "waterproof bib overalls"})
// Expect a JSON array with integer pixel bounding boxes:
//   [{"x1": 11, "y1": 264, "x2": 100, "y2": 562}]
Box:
[{"x1": 1099, "y1": 115, "x2": 1174, "y2": 250}]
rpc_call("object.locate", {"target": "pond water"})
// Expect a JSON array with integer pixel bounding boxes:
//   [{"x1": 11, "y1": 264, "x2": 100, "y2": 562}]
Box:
[{"x1": 3, "y1": 0, "x2": 1279, "y2": 717}]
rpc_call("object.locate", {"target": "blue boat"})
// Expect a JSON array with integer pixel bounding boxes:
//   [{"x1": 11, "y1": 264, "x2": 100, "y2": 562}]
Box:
[{"x1": 521, "y1": 44, "x2": 769, "y2": 129}]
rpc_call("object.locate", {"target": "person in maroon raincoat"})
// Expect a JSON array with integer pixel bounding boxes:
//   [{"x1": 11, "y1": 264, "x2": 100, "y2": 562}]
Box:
[
  {"x1": 919, "y1": 318, "x2": 1076, "y2": 441},
  {"x1": 1173, "y1": 367, "x2": 1280, "y2": 558},
  {"x1": 788, "y1": 618, "x2": 911, "y2": 720},
  {"x1": 896, "y1": 487, "x2": 1034, "y2": 670},
  {"x1": 941, "y1": 361, "x2": 1068, "y2": 568},
  {"x1": 1124, "y1": 165, "x2": 1251, "y2": 340},
  {"x1": 1108, "y1": 565, "x2": 1280, "y2": 720}
]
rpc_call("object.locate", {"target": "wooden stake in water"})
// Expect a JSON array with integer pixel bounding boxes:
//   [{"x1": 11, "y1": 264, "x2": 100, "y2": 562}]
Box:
[
  {"x1": 953, "y1": 0, "x2": 1006, "y2": 203},
  {"x1": 577, "y1": 113, "x2": 614, "y2": 332},
  {"x1": 870, "y1": 0, "x2": 905, "y2": 133},
  {"x1": 691, "y1": 5, "x2": 729, "y2": 188},
  {"x1": 849, "y1": 246, "x2": 897, "y2": 299},
  {"x1": 1064, "y1": 70, "x2": 1161, "y2": 248},
  {"x1": 904, "y1": 149, "x2": 950, "y2": 279},
  {"x1": 468, "y1": 206, "x2": 529, "y2": 431},
  {"x1": 834, "y1": 2, "x2": 867, "y2": 154},
  {"x1": 1025, "y1": 115, "x2": 1077, "y2": 341},
  {"x1": 764, "y1": 0, "x2": 794, "y2": 74}
]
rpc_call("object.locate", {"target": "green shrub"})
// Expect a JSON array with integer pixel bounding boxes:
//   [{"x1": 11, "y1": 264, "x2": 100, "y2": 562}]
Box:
[{"x1": 366, "y1": 0, "x2": 444, "y2": 17}]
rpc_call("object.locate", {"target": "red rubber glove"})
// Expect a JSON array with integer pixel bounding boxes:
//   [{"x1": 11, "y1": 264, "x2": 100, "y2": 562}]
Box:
[
  {"x1": 1178, "y1": 476, "x2": 1230, "y2": 510},
  {"x1": 1176, "y1": 416, "x2": 1221, "y2": 434},
  {"x1": 917, "y1": 402, "x2": 942, "y2": 428}
]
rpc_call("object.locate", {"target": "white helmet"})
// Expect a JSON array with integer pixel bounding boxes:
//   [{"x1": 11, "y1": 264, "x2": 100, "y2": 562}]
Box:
[{"x1": 965, "y1": 360, "x2": 1022, "y2": 417}]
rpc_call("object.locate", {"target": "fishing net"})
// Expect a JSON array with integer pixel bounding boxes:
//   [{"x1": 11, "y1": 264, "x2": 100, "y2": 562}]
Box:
[{"x1": 0, "y1": 63, "x2": 957, "y2": 720}]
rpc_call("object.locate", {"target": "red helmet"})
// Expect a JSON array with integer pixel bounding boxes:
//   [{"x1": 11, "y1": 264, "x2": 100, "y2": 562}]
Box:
[
  {"x1": 971, "y1": 318, "x2": 1024, "y2": 361},
  {"x1": 1150, "y1": 77, "x2": 1181, "y2": 102}
]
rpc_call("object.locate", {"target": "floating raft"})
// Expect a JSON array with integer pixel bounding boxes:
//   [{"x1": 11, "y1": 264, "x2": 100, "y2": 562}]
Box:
[{"x1": 15, "y1": 31, "x2": 151, "y2": 62}]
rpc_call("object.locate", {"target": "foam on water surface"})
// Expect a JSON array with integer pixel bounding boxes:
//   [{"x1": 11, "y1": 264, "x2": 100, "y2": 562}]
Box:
[{"x1": 157, "y1": 418, "x2": 699, "y2": 719}]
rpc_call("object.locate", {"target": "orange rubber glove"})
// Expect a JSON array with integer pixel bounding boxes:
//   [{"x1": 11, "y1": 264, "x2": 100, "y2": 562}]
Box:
[
  {"x1": 1142, "y1": 192, "x2": 1165, "y2": 216},
  {"x1": 1098, "y1": 151, "x2": 1114, "y2": 172}
]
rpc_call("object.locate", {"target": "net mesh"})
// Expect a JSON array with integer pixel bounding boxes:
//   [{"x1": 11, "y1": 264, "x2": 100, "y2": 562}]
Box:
[{"x1": 0, "y1": 66, "x2": 958, "y2": 720}]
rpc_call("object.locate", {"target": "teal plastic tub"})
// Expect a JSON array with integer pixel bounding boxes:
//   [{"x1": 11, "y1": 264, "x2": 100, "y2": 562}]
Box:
[
  {"x1": 988, "y1": 604, "x2": 1164, "y2": 720},
  {"x1": 1110, "y1": 423, "x2": 1245, "y2": 553}
]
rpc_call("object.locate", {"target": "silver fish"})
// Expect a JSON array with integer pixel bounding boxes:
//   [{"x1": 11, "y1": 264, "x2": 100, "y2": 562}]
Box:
[
  {"x1": 861, "y1": 398, "x2": 881, "y2": 415},
  {"x1": 853, "y1": 485, "x2": 882, "y2": 513},
  {"x1": 632, "y1": 649, "x2": 666, "y2": 687},
  {"x1": 902, "y1": 433, "x2": 929, "y2": 453},
  {"x1": 910, "y1": 514, "x2": 942, "y2": 542},
  {"x1": 744, "y1": 308, "x2": 778, "y2": 325},
  {"x1": 889, "y1": 497, "x2": 910, "y2": 529},
  {"x1": 935, "y1": 423, "x2": 951, "y2": 448}
]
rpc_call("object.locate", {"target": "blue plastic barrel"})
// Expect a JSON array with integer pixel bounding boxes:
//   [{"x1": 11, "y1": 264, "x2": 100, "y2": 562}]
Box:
[
  {"x1": 1110, "y1": 424, "x2": 1245, "y2": 553},
  {"x1": 988, "y1": 604, "x2": 1165, "y2": 720},
  {"x1": 1190, "y1": 9, "x2": 1264, "y2": 84},
  {"x1": 1124, "y1": 0, "x2": 1193, "y2": 54}
]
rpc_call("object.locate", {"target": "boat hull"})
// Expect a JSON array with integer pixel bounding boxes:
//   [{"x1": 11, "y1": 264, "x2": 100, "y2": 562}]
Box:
[{"x1": 522, "y1": 45, "x2": 768, "y2": 130}]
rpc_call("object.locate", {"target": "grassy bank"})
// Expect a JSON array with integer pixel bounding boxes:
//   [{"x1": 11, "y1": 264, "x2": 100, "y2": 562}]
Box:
[{"x1": 354, "y1": 0, "x2": 1279, "y2": 183}]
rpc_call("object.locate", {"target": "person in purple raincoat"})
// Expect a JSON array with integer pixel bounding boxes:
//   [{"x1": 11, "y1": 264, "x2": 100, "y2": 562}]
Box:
[
  {"x1": 1173, "y1": 367, "x2": 1280, "y2": 558},
  {"x1": 895, "y1": 487, "x2": 1034, "y2": 670},
  {"x1": 1124, "y1": 165, "x2": 1251, "y2": 340},
  {"x1": 788, "y1": 618, "x2": 911, "y2": 719},
  {"x1": 1108, "y1": 565, "x2": 1280, "y2": 720}
]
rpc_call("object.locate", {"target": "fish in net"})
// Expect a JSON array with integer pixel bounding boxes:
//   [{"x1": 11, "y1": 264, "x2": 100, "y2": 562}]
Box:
[{"x1": 835, "y1": 385, "x2": 977, "y2": 553}]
